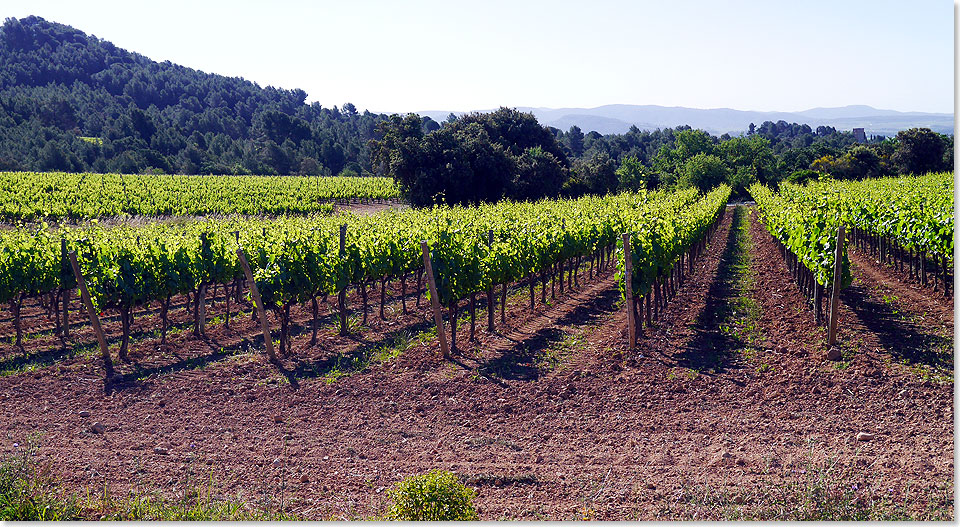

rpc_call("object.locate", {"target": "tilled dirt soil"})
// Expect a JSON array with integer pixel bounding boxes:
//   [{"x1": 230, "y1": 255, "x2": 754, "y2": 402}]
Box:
[{"x1": 0, "y1": 205, "x2": 952, "y2": 520}]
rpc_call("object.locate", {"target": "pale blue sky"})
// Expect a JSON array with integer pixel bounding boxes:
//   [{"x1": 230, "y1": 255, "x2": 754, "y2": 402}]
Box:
[{"x1": 5, "y1": 0, "x2": 955, "y2": 114}]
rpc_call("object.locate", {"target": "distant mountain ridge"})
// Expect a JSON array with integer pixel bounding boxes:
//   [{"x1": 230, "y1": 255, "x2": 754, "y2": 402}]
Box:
[{"x1": 418, "y1": 104, "x2": 954, "y2": 137}]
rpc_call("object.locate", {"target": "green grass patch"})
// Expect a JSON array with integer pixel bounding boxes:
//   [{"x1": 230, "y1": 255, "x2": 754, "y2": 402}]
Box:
[
  {"x1": 722, "y1": 206, "x2": 763, "y2": 350},
  {"x1": 533, "y1": 331, "x2": 584, "y2": 372},
  {"x1": 0, "y1": 340, "x2": 96, "y2": 378},
  {"x1": 0, "y1": 445, "x2": 81, "y2": 520}
]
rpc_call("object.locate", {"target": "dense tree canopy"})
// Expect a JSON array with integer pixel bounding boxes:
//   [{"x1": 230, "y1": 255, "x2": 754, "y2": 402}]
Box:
[
  {"x1": 371, "y1": 108, "x2": 570, "y2": 206},
  {"x1": 0, "y1": 16, "x2": 386, "y2": 175},
  {"x1": 613, "y1": 155, "x2": 651, "y2": 191},
  {"x1": 891, "y1": 128, "x2": 949, "y2": 176},
  {"x1": 550, "y1": 121, "x2": 951, "y2": 196}
]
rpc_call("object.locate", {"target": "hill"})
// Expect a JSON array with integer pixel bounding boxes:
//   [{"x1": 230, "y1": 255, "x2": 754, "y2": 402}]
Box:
[
  {"x1": 420, "y1": 104, "x2": 954, "y2": 136},
  {"x1": 0, "y1": 16, "x2": 384, "y2": 175}
]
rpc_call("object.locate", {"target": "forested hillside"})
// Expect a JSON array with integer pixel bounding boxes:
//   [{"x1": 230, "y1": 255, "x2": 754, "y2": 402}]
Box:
[{"x1": 0, "y1": 16, "x2": 386, "y2": 176}]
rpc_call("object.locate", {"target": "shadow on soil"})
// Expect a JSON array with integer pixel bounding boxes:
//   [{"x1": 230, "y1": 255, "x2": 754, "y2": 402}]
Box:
[
  {"x1": 276, "y1": 319, "x2": 436, "y2": 389},
  {"x1": 19, "y1": 290, "x2": 434, "y2": 392},
  {"x1": 0, "y1": 342, "x2": 85, "y2": 376},
  {"x1": 666, "y1": 206, "x2": 749, "y2": 375},
  {"x1": 0, "y1": 313, "x2": 207, "y2": 377},
  {"x1": 467, "y1": 284, "x2": 622, "y2": 382},
  {"x1": 5, "y1": 284, "x2": 429, "y2": 378},
  {"x1": 112, "y1": 341, "x2": 244, "y2": 391},
  {"x1": 841, "y1": 277, "x2": 953, "y2": 372},
  {"x1": 109, "y1": 312, "x2": 438, "y2": 392}
]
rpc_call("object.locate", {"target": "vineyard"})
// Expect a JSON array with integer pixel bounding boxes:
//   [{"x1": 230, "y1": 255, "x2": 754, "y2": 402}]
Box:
[
  {"x1": 1, "y1": 185, "x2": 730, "y2": 370},
  {"x1": 0, "y1": 173, "x2": 953, "y2": 520},
  {"x1": 750, "y1": 172, "x2": 952, "y2": 344},
  {"x1": 0, "y1": 172, "x2": 400, "y2": 221},
  {"x1": 824, "y1": 173, "x2": 953, "y2": 294}
]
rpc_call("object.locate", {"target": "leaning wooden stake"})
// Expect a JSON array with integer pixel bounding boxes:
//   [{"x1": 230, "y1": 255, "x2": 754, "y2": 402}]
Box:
[
  {"x1": 623, "y1": 233, "x2": 636, "y2": 351},
  {"x1": 60, "y1": 238, "x2": 70, "y2": 338},
  {"x1": 68, "y1": 251, "x2": 114, "y2": 379},
  {"x1": 195, "y1": 234, "x2": 209, "y2": 336},
  {"x1": 486, "y1": 229, "x2": 495, "y2": 332},
  {"x1": 236, "y1": 248, "x2": 278, "y2": 363},
  {"x1": 421, "y1": 241, "x2": 450, "y2": 359},
  {"x1": 827, "y1": 224, "x2": 845, "y2": 351},
  {"x1": 338, "y1": 224, "x2": 348, "y2": 335}
]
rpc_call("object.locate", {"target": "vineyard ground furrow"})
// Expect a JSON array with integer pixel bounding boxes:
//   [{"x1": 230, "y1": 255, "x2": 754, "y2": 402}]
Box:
[
  {"x1": 444, "y1": 266, "x2": 621, "y2": 384},
  {"x1": 748, "y1": 205, "x2": 954, "y2": 378},
  {"x1": 839, "y1": 251, "x2": 953, "y2": 380},
  {"x1": 749, "y1": 206, "x2": 953, "y2": 375},
  {"x1": 0, "y1": 276, "x2": 432, "y2": 377},
  {"x1": 748, "y1": 207, "x2": 840, "y2": 364},
  {"x1": 847, "y1": 245, "x2": 955, "y2": 317},
  {"x1": 598, "y1": 205, "x2": 740, "y2": 369}
]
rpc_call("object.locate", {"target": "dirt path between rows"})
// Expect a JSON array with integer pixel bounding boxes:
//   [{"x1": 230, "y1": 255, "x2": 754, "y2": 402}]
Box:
[
  {"x1": 0, "y1": 205, "x2": 952, "y2": 520},
  {"x1": 841, "y1": 247, "x2": 953, "y2": 379}
]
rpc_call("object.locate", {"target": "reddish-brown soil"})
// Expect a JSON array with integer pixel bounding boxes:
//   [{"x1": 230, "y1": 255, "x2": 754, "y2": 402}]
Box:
[{"x1": 0, "y1": 205, "x2": 952, "y2": 520}]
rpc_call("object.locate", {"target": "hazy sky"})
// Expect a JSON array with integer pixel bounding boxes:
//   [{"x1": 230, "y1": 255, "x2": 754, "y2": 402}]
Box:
[{"x1": 5, "y1": 0, "x2": 955, "y2": 114}]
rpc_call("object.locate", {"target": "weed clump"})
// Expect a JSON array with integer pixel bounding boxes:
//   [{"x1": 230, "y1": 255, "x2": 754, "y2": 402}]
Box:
[
  {"x1": 0, "y1": 444, "x2": 80, "y2": 521},
  {"x1": 386, "y1": 469, "x2": 479, "y2": 521}
]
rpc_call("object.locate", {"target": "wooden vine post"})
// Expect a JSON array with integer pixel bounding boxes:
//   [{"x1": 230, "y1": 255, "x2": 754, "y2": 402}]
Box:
[
  {"x1": 623, "y1": 233, "x2": 636, "y2": 351},
  {"x1": 67, "y1": 251, "x2": 114, "y2": 379},
  {"x1": 236, "y1": 248, "x2": 278, "y2": 363},
  {"x1": 420, "y1": 241, "x2": 450, "y2": 359},
  {"x1": 60, "y1": 238, "x2": 71, "y2": 337},
  {"x1": 827, "y1": 224, "x2": 845, "y2": 351},
  {"x1": 486, "y1": 229, "x2": 495, "y2": 332},
  {"x1": 338, "y1": 224, "x2": 348, "y2": 335},
  {"x1": 195, "y1": 233, "x2": 209, "y2": 337}
]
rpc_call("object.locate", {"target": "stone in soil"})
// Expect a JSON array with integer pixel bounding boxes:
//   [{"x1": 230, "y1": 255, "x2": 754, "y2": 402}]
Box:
[{"x1": 825, "y1": 346, "x2": 842, "y2": 361}]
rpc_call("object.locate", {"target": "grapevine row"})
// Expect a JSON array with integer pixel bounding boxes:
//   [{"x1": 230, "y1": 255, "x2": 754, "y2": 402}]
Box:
[
  {"x1": 749, "y1": 182, "x2": 851, "y2": 324},
  {"x1": 0, "y1": 171, "x2": 400, "y2": 221},
  {"x1": 1, "y1": 186, "x2": 728, "y2": 366},
  {"x1": 806, "y1": 173, "x2": 953, "y2": 296},
  {"x1": 615, "y1": 185, "x2": 731, "y2": 341}
]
